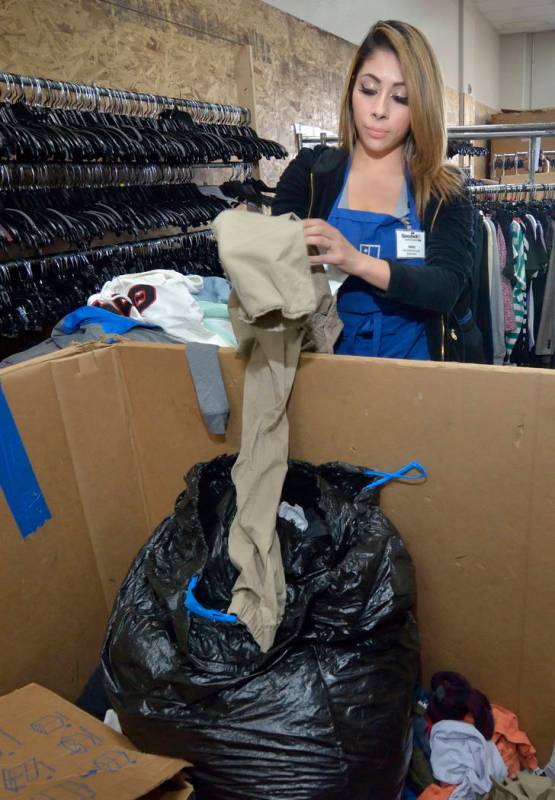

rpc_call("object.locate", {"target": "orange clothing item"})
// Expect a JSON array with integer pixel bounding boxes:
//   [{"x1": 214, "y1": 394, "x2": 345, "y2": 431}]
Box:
[
  {"x1": 492, "y1": 704, "x2": 539, "y2": 779},
  {"x1": 418, "y1": 785, "x2": 456, "y2": 800}
]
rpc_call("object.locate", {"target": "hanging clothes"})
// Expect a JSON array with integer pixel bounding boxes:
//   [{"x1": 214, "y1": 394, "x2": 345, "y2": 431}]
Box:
[
  {"x1": 484, "y1": 216, "x2": 505, "y2": 365},
  {"x1": 213, "y1": 208, "x2": 342, "y2": 652},
  {"x1": 535, "y1": 219, "x2": 555, "y2": 359},
  {"x1": 505, "y1": 219, "x2": 528, "y2": 361},
  {"x1": 328, "y1": 161, "x2": 431, "y2": 360},
  {"x1": 495, "y1": 222, "x2": 516, "y2": 335}
]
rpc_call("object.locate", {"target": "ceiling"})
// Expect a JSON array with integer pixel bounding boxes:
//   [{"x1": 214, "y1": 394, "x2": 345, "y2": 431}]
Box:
[{"x1": 472, "y1": 0, "x2": 555, "y2": 34}]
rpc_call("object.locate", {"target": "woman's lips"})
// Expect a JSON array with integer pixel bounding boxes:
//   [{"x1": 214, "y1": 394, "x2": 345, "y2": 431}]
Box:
[{"x1": 364, "y1": 127, "x2": 388, "y2": 139}]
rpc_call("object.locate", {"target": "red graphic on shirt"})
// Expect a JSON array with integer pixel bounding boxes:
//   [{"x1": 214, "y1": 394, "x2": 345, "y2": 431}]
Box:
[
  {"x1": 128, "y1": 284, "x2": 157, "y2": 313},
  {"x1": 91, "y1": 297, "x2": 133, "y2": 317}
]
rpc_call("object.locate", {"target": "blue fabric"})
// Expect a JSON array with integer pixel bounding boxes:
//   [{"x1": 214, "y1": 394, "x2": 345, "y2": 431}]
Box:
[
  {"x1": 196, "y1": 277, "x2": 231, "y2": 304},
  {"x1": 0, "y1": 384, "x2": 51, "y2": 538},
  {"x1": 61, "y1": 306, "x2": 160, "y2": 335},
  {"x1": 327, "y1": 162, "x2": 431, "y2": 360},
  {"x1": 402, "y1": 786, "x2": 418, "y2": 800}
]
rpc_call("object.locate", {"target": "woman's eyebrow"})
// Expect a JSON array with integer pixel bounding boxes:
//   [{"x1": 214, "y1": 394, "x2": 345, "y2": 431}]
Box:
[{"x1": 360, "y1": 72, "x2": 406, "y2": 87}]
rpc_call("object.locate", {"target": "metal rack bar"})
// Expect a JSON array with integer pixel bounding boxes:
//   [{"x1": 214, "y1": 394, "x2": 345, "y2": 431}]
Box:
[
  {"x1": 448, "y1": 122, "x2": 555, "y2": 185},
  {"x1": 468, "y1": 182, "x2": 555, "y2": 193},
  {"x1": 448, "y1": 123, "x2": 555, "y2": 138},
  {"x1": 0, "y1": 71, "x2": 250, "y2": 125}
]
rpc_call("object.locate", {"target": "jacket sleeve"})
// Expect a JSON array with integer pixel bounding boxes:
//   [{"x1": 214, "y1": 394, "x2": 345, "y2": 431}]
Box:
[
  {"x1": 384, "y1": 191, "x2": 475, "y2": 314},
  {"x1": 271, "y1": 148, "x2": 316, "y2": 218}
]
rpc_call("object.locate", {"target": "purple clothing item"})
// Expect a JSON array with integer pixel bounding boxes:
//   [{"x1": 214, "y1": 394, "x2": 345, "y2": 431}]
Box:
[{"x1": 497, "y1": 222, "x2": 516, "y2": 332}]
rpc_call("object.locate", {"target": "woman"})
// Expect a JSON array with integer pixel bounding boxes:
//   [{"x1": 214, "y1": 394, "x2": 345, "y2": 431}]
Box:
[{"x1": 273, "y1": 19, "x2": 483, "y2": 361}]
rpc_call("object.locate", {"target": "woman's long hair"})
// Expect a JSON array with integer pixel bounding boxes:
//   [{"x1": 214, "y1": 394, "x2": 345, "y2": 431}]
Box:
[{"x1": 338, "y1": 20, "x2": 463, "y2": 216}]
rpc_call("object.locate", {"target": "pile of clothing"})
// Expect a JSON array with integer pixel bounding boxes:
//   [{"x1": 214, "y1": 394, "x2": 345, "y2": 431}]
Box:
[
  {"x1": 0, "y1": 271, "x2": 237, "y2": 369},
  {"x1": 403, "y1": 672, "x2": 555, "y2": 799}
]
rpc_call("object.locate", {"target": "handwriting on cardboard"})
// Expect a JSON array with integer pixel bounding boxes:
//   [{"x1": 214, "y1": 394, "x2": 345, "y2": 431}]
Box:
[{"x1": 0, "y1": 684, "x2": 190, "y2": 800}]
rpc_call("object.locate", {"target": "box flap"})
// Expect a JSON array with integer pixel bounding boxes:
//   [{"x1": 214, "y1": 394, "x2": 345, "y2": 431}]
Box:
[{"x1": 0, "y1": 684, "x2": 190, "y2": 800}]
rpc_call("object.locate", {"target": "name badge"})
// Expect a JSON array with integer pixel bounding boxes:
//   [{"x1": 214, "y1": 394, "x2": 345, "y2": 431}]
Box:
[{"x1": 396, "y1": 229, "x2": 425, "y2": 259}]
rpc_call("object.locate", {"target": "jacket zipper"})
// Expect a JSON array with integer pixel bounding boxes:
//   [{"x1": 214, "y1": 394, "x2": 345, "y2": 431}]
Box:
[
  {"x1": 308, "y1": 172, "x2": 315, "y2": 219},
  {"x1": 431, "y1": 198, "x2": 446, "y2": 361}
]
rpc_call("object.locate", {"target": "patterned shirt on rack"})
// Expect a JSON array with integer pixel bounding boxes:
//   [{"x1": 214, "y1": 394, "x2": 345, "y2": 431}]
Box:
[{"x1": 505, "y1": 218, "x2": 528, "y2": 360}]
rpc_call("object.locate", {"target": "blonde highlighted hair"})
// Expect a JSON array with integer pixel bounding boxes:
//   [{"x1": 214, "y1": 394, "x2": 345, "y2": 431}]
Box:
[{"x1": 339, "y1": 20, "x2": 463, "y2": 217}]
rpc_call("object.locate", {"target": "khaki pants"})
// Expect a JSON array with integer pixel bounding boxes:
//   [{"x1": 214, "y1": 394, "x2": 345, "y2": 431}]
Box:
[{"x1": 213, "y1": 209, "x2": 341, "y2": 651}]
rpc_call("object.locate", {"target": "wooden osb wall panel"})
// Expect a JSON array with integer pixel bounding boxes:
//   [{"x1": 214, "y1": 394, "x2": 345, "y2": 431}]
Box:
[{"x1": 0, "y1": 0, "x2": 354, "y2": 185}]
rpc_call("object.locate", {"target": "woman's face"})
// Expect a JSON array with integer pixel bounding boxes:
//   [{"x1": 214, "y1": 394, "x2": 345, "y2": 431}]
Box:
[{"x1": 351, "y1": 48, "x2": 411, "y2": 156}]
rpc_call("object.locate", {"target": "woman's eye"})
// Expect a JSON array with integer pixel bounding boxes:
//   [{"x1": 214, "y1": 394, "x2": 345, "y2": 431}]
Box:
[
  {"x1": 393, "y1": 96, "x2": 409, "y2": 105},
  {"x1": 360, "y1": 87, "x2": 377, "y2": 96}
]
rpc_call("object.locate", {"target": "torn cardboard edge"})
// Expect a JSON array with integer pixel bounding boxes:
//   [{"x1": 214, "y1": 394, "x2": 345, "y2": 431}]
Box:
[{"x1": 0, "y1": 683, "x2": 192, "y2": 800}]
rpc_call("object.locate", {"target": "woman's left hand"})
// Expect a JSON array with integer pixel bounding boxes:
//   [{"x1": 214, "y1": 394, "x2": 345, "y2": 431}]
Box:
[{"x1": 303, "y1": 218, "x2": 363, "y2": 277}]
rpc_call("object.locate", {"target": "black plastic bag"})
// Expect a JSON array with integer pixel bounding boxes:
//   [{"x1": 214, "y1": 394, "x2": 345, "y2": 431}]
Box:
[{"x1": 102, "y1": 455, "x2": 420, "y2": 800}]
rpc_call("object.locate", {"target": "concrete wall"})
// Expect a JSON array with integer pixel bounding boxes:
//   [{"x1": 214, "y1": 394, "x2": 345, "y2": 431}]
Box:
[{"x1": 500, "y1": 31, "x2": 555, "y2": 110}]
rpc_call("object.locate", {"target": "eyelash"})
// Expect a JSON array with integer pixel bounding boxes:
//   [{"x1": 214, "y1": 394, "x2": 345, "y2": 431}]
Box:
[{"x1": 359, "y1": 87, "x2": 409, "y2": 105}]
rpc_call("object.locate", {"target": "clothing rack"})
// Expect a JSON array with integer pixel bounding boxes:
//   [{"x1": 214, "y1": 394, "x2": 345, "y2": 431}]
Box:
[
  {"x1": 0, "y1": 230, "x2": 216, "y2": 276},
  {"x1": 448, "y1": 122, "x2": 555, "y2": 185},
  {"x1": 0, "y1": 71, "x2": 250, "y2": 125},
  {"x1": 0, "y1": 162, "x2": 254, "y2": 191},
  {"x1": 0, "y1": 69, "x2": 287, "y2": 351},
  {"x1": 293, "y1": 123, "x2": 338, "y2": 152}
]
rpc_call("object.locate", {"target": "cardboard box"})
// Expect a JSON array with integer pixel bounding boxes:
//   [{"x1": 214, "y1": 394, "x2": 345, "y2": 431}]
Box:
[
  {"x1": 489, "y1": 108, "x2": 555, "y2": 171},
  {"x1": 0, "y1": 683, "x2": 191, "y2": 799},
  {"x1": 0, "y1": 342, "x2": 554, "y2": 763}
]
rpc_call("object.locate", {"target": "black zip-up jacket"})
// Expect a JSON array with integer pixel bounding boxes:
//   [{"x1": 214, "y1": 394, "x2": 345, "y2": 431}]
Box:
[{"x1": 272, "y1": 145, "x2": 481, "y2": 361}]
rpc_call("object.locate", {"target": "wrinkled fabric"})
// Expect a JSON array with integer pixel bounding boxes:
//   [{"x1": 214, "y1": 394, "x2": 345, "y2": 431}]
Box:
[
  {"x1": 428, "y1": 672, "x2": 494, "y2": 741},
  {"x1": 213, "y1": 208, "x2": 342, "y2": 650},
  {"x1": 0, "y1": 305, "x2": 183, "y2": 368},
  {"x1": 536, "y1": 221, "x2": 555, "y2": 356},
  {"x1": 102, "y1": 456, "x2": 420, "y2": 800},
  {"x1": 492, "y1": 704, "x2": 539, "y2": 779},
  {"x1": 430, "y1": 720, "x2": 507, "y2": 799},
  {"x1": 484, "y1": 218, "x2": 506, "y2": 365},
  {"x1": 487, "y1": 772, "x2": 555, "y2": 799},
  {"x1": 419, "y1": 785, "x2": 456, "y2": 800},
  {"x1": 88, "y1": 268, "x2": 230, "y2": 346},
  {"x1": 184, "y1": 343, "x2": 230, "y2": 435},
  {"x1": 545, "y1": 744, "x2": 555, "y2": 783},
  {"x1": 195, "y1": 276, "x2": 232, "y2": 304},
  {"x1": 496, "y1": 223, "x2": 516, "y2": 334}
]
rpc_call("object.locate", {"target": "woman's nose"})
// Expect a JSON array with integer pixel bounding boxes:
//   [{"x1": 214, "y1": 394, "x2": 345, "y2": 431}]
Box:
[{"x1": 371, "y1": 92, "x2": 389, "y2": 120}]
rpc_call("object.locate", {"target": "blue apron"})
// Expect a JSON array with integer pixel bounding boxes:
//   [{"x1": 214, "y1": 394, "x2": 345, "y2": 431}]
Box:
[{"x1": 328, "y1": 164, "x2": 431, "y2": 360}]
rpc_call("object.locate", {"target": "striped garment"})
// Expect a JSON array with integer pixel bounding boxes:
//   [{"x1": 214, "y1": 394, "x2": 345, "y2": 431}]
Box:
[{"x1": 505, "y1": 219, "x2": 528, "y2": 360}]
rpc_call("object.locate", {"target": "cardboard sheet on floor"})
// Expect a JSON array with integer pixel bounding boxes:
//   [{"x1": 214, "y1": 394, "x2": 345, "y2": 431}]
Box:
[
  {"x1": 0, "y1": 683, "x2": 191, "y2": 799},
  {"x1": 0, "y1": 341, "x2": 554, "y2": 763}
]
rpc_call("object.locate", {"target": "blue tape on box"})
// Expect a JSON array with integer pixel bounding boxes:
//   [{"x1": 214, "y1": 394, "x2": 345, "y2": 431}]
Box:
[{"x1": 0, "y1": 384, "x2": 51, "y2": 538}]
